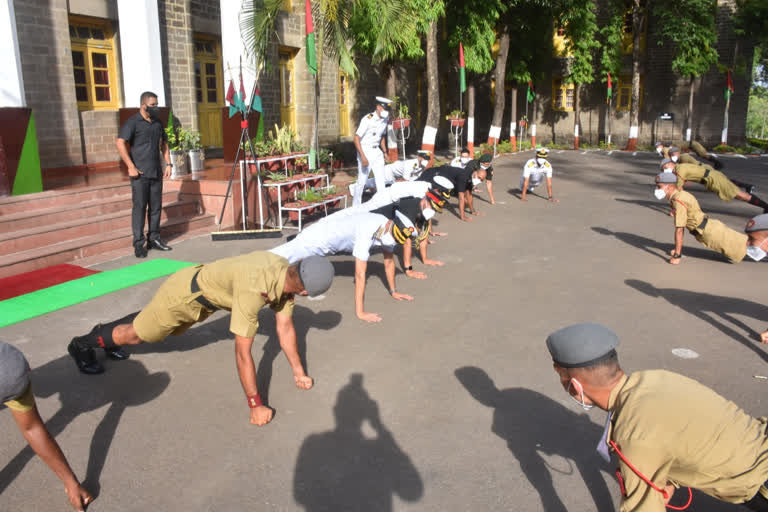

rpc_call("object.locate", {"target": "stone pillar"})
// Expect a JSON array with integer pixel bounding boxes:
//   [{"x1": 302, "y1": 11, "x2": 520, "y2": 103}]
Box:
[
  {"x1": 0, "y1": 0, "x2": 25, "y2": 107},
  {"x1": 158, "y1": 0, "x2": 196, "y2": 129},
  {"x1": 117, "y1": 0, "x2": 166, "y2": 107}
]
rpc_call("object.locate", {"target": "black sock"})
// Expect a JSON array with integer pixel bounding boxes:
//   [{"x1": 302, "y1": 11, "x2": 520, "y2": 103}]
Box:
[
  {"x1": 749, "y1": 194, "x2": 768, "y2": 210},
  {"x1": 74, "y1": 312, "x2": 139, "y2": 350},
  {"x1": 731, "y1": 179, "x2": 751, "y2": 189}
]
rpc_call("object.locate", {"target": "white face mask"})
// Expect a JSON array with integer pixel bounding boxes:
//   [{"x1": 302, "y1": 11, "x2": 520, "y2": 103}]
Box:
[
  {"x1": 536, "y1": 158, "x2": 544, "y2": 165},
  {"x1": 671, "y1": 155, "x2": 679, "y2": 163},
  {"x1": 656, "y1": 147, "x2": 663, "y2": 154},
  {"x1": 379, "y1": 109, "x2": 389, "y2": 119},
  {"x1": 662, "y1": 166, "x2": 674, "y2": 174},
  {"x1": 379, "y1": 230, "x2": 396, "y2": 247},
  {"x1": 654, "y1": 188, "x2": 667, "y2": 201},
  {"x1": 747, "y1": 244, "x2": 767, "y2": 262},
  {"x1": 471, "y1": 177, "x2": 482, "y2": 187},
  {"x1": 460, "y1": 157, "x2": 470, "y2": 164},
  {"x1": 421, "y1": 208, "x2": 436, "y2": 221},
  {"x1": 567, "y1": 380, "x2": 593, "y2": 411},
  {"x1": 480, "y1": 164, "x2": 490, "y2": 171}
]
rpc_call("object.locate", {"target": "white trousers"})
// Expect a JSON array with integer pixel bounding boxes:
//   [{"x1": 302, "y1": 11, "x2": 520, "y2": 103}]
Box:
[{"x1": 354, "y1": 147, "x2": 386, "y2": 206}]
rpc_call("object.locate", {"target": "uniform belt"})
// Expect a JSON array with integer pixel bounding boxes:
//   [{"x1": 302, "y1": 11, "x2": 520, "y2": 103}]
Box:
[
  {"x1": 697, "y1": 217, "x2": 709, "y2": 231},
  {"x1": 191, "y1": 270, "x2": 218, "y2": 311},
  {"x1": 703, "y1": 169, "x2": 710, "y2": 179}
]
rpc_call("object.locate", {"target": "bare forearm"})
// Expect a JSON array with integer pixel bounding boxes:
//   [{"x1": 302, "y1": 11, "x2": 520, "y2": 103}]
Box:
[
  {"x1": 675, "y1": 227, "x2": 684, "y2": 254},
  {"x1": 419, "y1": 239, "x2": 429, "y2": 262},
  {"x1": 459, "y1": 194, "x2": 467, "y2": 219},
  {"x1": 116, "y1": 140, "x2": 134, "y2": 168},
  {"x1": 466, "y1": 192, "x2": 475, "y2": 212},
  {"x1": 487, "y1": 181, "x2": 495, "y2": 202},
  {"x1": 354, "y1": 260, "x2": 367, "y2": 315},
  {"x1": 161, "y1": 142, "x2": 170, "y2": 163},
  {"x1": 234, "y1": 336, "x2": 259, "y2": 397},
  {"x1": 383, "y1": 253, "x2": 397, "y2": 292},
  {"x1": 276, "y1": 318, "x2": 306, "y2": 377},
  {"x1": 13, "y1": 409, "x2": 79, "y2": 487},
  {"x1": 403, "y1": 240, "x2": 413, "y2": 269},
  {"x1": 546, "y1": 178, "x2": 553, "y2": 198},
  {"x1": 521, "y1": 177, "x2": 530, "y2": 199}
]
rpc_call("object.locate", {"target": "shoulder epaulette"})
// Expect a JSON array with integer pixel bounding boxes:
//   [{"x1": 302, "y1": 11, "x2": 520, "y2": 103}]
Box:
[
  {"x1": 544, "y1": 162, "x2": 551, "y2": 168},
  {"x1": 366, "y1": 114, "x2": 373, "y2": 119}
]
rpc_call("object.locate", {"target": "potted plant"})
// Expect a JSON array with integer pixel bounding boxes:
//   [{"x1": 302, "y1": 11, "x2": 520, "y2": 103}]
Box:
[
  {"x1": 184, "y1": 129, "x2": 204, "y2": 173},
  {"x1": 392, "y1": 96, "x2": 411, "y2": 130},
  {"x1": 166, "y1": 125, "x2": 188, "y2": 178},
  {"x1": 284, "y1": 199, "x2": 308, "y2": 221},
  {"x1": 446, "y1": 109, "x2": 465, "y2": 127},
  {"x1": 318, "y1": 148, "x2": 331, "y2": 170},
  {"x1": 518, "y1": 115, "x2": 529, "y2": 128}
]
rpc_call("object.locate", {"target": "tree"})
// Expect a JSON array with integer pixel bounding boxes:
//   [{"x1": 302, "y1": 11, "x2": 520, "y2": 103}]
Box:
[
  {"x1": 598, "y1": 0, "x2": 624, "y2": 147},
  {"x1": 735, "y1": 0, "x2": 768, "y2": 82},
  {"x1": 747, "y1": 86, "x2": 768, "y2": 138},
  {"x1": 488, "y1": 25, "x2": 511, "y2": 143},
  {"x1": 626, "y1": 0, "x2": 648, "y2": 151},
  {"x1": 654, "y1": 0, "x2": 719, "y2": 143},
  {"x1": 561, "y1": 0, "x2": 600, "y2": 149}
]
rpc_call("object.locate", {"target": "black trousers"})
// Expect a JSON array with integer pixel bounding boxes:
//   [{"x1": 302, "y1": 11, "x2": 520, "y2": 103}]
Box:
[
  {"x1": 130, "y1": 175, "x2": 163, "y2": 248},
  {"x1": 744, "y1": 488, "x2": 768, "y2": 511}
]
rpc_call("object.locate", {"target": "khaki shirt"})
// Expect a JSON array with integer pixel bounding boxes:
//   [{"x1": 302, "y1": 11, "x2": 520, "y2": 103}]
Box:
[
  {"x1": 674, "y1": 162, "x2": 713, "y2": 189},
  {"x1": 196, "y1": 251, "x2": 294, "y2": 338},
  {"x1": 677, "y1": 153, "x2": 699, "y2": 165},
  {"x1": 3, "y1": 384, "x2": 34, "y2": 413},
  {"x1": 670, "y1": 190, "x2": 705, "y2": 232},
  {"x1": 607, "y1": 371, "x2": 768, "y2": 512}
]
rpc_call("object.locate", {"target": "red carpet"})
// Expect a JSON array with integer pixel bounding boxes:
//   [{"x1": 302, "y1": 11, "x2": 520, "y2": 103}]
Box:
[{"x1": 0, "y1": 264, "x2": 100, "y2": 301}]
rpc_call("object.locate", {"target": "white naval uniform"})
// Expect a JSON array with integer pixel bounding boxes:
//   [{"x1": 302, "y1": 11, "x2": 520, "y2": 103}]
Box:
[
  {"x1": 449, "y1": 157, "x2": 469, "y2": 168},
  {"x1": 353, "y1": 112, "x2": 389, "y2": 206},
  {"x1": 360, "y1": 158, "x2": 424, "y2": 192},
  {"x1": 269, "y1": 212, "x2": 395, "y2": 263},
  {"x1": 337, "y1": 181, "x2": 431, "y2": 218},
  {"x1": 520, "y1": 158, "x2": 553, "y2": 190}
]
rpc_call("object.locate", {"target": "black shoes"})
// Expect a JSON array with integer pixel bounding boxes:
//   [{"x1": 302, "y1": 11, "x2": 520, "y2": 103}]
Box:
[
  {"x1": 105, "y1": 347, "x2": 130, "y2": 360},
  {"x1": 746, "y1": 184, "x2": 756, "y2": 195},
  {"x1": 148, "y1": 239, "x2": 172, "y2": 251},
  {"x1": 135, "y1": 246, "x2": 148, "y2": 258},
  {"x1": 68, "y1": 338, "x2": 104, "y2": 375}
]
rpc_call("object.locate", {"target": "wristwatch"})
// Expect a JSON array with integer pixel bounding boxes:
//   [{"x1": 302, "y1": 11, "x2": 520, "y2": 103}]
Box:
[
  {"x1": 165, "y1": 162, "x2": 173, "y2": 167},
  {"x1": 671, "y1": 253, "x2": 681, "y2": 259}
]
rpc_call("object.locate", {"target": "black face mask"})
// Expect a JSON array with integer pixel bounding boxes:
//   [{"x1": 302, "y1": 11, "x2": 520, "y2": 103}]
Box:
[{"x1": 146, "y1": 106, "x2": 160, "y2": 118}]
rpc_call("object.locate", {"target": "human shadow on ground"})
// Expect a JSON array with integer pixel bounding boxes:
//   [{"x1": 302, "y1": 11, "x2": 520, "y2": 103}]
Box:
[
  {"x1": 507, "y1": 187, "x2": 548, "y2": 201},
  {"x1": 615, "y1": 197, "x2": 755, "y2": 219},
  {"x1": 254, "y1": 306, "x2": 342, "y2": 403},
  {"x1": 0, "y1": 356, "x2": 170, "y2": 498},
  {"x1": 455, "y1": 367, "x2": 614, "y2": 512},
  {"x1": 625, "y1": 279, "x2": 768, "y2": 362},
  {"x1": 591, "y1": 227, "x2": 725, "y2": 263},
  {"x1": 293, "y1": 373, "x2": 423, "y2": 511},
  {"x1": 331, "y1": 259, "x2": 392, "y2": 291}
]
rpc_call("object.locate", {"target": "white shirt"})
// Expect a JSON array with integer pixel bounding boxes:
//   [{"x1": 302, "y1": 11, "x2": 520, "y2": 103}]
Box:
[
  {"x1": 270, "y1": 212, "x2": 393, "y2": 263},
  {"x1": 355, "y1": 112, "x2": 389, "y2": 149},
  {"x1": 449, "y1": 157, "x2": 469, "y2": 168},
  {"x1": 522, "y1": 158, "x2": 553, "y2": 183},
  {"x1": 383, "y1": 159, "x2": 423, "y2": 183},
  {"x1": 336, "y1": 181, "x2": 431, "y2": 218}
]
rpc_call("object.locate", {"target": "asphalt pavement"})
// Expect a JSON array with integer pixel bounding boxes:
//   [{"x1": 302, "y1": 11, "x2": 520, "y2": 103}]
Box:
[{"x1": 1, "y1": 149, "x2": 768, "y2": 511}]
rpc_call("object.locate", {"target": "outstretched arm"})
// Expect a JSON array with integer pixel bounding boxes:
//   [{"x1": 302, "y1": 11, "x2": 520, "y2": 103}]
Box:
[
  {"x1": 402, "y1": 242, "x2": 427, "y2": 279},
  {"x1": 355, "y1": 258, "x2": 381, "y2": 323},
  {"x1": 11, "y1": 406, "x2": 93, "y2": 511},
  {"x1": 486, "y1": 180, "x2": 496, "y2": 204},
  {"x1": 234, "y1": 334, "x2": 273, "y2": 425},
  {"x1": 669, "y1": 227, "x2": 684, "y2": 265},
  {"x1": 383, "y1": 251, "x2": 413, "y2": 302},
  {"x1": 546, "y1": 177, "x2": 558, "y2": 202},
  {"x1": 458, "y1": 192, "x2": 471, "y2": 221},
  {"x1": 521, "y1": 177, "x2": 530, "y2": 201},
  {"x1": 275, "y1": 312, "x2": 312, "y2": 390}
]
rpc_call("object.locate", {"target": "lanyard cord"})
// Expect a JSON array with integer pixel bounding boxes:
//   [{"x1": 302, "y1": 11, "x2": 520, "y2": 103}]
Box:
[{"x1": 609, "y1": 440, "x2": 693, "y2": 510}]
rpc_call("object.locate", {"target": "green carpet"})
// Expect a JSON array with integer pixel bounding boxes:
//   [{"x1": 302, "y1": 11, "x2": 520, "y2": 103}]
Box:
[{"x1": 0, "y1": 259, "x2": 197, "y2": 328}]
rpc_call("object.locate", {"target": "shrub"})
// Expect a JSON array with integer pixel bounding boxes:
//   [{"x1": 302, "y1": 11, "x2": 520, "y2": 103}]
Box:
[{"x1": 712, "y1": 144, "x2": 736, "y2": 153}]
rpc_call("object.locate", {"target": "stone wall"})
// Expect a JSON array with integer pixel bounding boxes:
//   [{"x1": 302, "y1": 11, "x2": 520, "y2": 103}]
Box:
[
  {"x1": 190, "y1": 0, "x2": 220, "y2": 35},
  {"x1": 80, "y1": 110, "x2": 119, "y2": 163},
  {"x1": 14, "y1": 0, "x2": 84, "y2": 168},
  {"x1": 159, "y1": 0, "x2": 196, "y2": 129}
]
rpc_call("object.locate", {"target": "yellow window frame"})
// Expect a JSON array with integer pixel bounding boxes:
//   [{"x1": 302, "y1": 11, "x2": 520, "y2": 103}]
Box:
[
  {"x1": 616, "y1": 75, "x2": 643, "y2": 112},
  {"x1": 552, "y1": 78, "x2": 575, "y2": 112},
  {"x1": 193, "y1": 34, "x2": 222, "y2": 106},
  {"x1": 279, "y1": 47, "x2": 297, "y2": 131},
  {"x1": 69, "y1": 15, "x2": 119, "y2": 111},
  {"x1": 338, "y1": 71, "x2": 350, "y2": 136},
  {"x1": 282, "y1": 0, "x2": 292, "y2": 12},
  {"x1": 553, "y1": 26, "x2": 572, "y2": 57},
  {"x1": 620, "y1": 7, "x2": 647, "y2": 55}
]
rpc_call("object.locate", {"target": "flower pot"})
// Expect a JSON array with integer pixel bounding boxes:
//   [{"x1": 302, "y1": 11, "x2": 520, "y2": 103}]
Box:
[
  {"x1": 332, "y1": 160, "x2": 342, "y2": 169},
  {"x1": 393, "y1": 118, "x2": 411, "y2": 130},
  {"x1": 188, "y1": 149, "x2": 204, "y2": 173},
  {"x1": 449, "y1": 118, "x2": 465, "y2": 127},
  {"x1": 170, "y1": 150, "x2": 188, "y2": 178}
]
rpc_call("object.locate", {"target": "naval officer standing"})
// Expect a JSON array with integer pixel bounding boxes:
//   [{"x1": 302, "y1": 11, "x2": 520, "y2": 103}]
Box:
[{"x1": 352, "y1": 97, "x2": 392, "y2": 206}]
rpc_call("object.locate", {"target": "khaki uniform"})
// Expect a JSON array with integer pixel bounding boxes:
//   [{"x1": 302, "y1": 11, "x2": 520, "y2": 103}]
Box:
[
  {"x1": 674, "y1": 163, "x2": 741, "y2": 201},
  {"x1": 3, "y1": 385, "x2": 34, "y2": 413},
  {"x1": 133, "y1": 251, "x2": 294, "y2": 342},
  {"x1": 689, "y1": 140, "x2": 709, "y2": 159},
  {"x1": 670, "y1": 190, "x2": 747, "y2": 262},
  {"x1": 676, "y1": 153, "x2": 699, "y2": 165},
  {"x1": 607, "y1": 371, "x2": 768, "y2": 512}
]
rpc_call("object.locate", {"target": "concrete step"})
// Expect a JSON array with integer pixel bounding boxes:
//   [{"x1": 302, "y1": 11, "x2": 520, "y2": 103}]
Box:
[
  {"x1": 0, "y1": 183, "x2": 139, "y2": 216},
  {"x1": 0, "y1": 200, "x2": 201, "y2": 256},
  {"x1": 0, "y1": 213, "x2": 216, "y2": 279},
  {"x1": 0, "y1": 190, "x2": 182, "y2": 233}
]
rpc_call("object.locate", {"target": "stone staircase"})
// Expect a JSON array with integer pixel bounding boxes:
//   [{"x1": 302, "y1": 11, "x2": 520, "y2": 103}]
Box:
[{"x1": 0, "y1": 182, "x2": 216, "y2": 279}]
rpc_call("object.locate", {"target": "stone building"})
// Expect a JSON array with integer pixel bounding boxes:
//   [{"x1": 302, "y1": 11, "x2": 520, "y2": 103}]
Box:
[{"x1": 0, "y1": 0, "x2": 753, "y2": 181}]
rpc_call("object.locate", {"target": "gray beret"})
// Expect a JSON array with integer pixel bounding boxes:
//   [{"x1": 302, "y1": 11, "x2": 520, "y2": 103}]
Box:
[
  {"x1": 654, "y1": 141, "x2": 663, "y2": 147},
  {"x1": 298, "y1": 256, "x2": 335, "y2": 297},
  {"x1": 669, "y1": 146, "x2": 680, "y2": 153},
  {"x1": 546, "y1": 323, "x2": 620, "y2": 368},
  {"x1": 0, "y1": 342, "x2": 31, "y2": 404},
  {"x1": 745, "y1": 214, "x2": 768, "y2": 233},
  {"x1": 656, "y1": 172, "x2": 677, "y2": 184},
  {"x1": 479, "y1": 153, "x2": 492, "y2": 163},
  {"x1": 659, "y1": 158, "x2": 674, "y2": 169}
]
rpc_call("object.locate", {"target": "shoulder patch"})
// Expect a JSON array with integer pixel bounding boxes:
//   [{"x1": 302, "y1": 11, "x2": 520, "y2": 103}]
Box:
[
  {"x1": 366, "y1": 114, "x2": 373, "y2": 119},
  {"x1": 527, "y1": 162, "x2": 535, "y2": 168},
  {"x1": 544, "y1": 162, "x2": 551, "y2": 168}
]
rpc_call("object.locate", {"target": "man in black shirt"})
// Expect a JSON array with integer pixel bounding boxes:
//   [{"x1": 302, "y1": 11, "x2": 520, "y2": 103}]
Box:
[
  {"x1": 116, "y1": 91, "x2": 172, "y2": 258},
  {"x1": 418, "y1": 164, "x2": 486, "y2": 222},
  {"x1": 464, "y1": 153, "x2": 496, "y2": 205}
]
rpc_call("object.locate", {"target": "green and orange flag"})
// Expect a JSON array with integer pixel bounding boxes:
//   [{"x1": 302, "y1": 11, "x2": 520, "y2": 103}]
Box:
[
  {"x1": 305, "y1": 0, "x2": 317, "y2": 76},
  {"x1": 526, "y1": 81, "x2": 535, "y2": 103},
  {"x1": 459, "y1": 43, "x2": 466, "y2": 94},
  {"x1": 725, "y1": 70, "x2": 734, "y2": 100},
  {"x1": 606, "y1": 72, "x2": 612, "y2": 103}
]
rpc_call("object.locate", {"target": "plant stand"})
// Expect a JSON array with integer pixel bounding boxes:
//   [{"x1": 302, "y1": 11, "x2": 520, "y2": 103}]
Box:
[
  {"x1": 449, "y1": 119, "x2": 465, "y2": 159},
  {"x1": 281, "y1": 193, "x2": 348, "y2": 231},
  {"x1": 393, "y1": 119, "x2": 411, "y2": 161}
]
